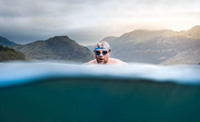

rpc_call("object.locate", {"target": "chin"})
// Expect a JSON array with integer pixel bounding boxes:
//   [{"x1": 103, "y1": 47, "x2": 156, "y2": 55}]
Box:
[
  {"x1": 97, "y1": 60, "x2": 104, "y2": 64},
  {"x1": 98, "y1": 61, "x2": 104, "y2": 64}
]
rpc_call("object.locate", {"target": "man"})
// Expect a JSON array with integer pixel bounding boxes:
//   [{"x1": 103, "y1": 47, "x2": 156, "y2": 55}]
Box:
[{"x1": 86, "y1": 41, "x2": 127, "y2": 64}]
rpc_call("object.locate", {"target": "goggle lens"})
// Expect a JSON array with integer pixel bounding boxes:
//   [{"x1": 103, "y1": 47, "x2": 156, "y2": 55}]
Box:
[
  {"x1": 102, "y1": 51, "x2": 108, "y2": 55},
  {"x1": 95, "y1": 51, "x2": 101, "y2": 55}
]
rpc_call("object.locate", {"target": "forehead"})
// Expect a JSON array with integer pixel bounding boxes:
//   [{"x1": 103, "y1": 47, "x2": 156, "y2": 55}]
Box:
[{"x1": 95, "y1": 49, "x2": 108, "y2": 51}]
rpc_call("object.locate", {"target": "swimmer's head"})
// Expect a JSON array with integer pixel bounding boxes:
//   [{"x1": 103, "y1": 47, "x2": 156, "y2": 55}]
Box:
[{"x1": 93, "y1": 41, "x2": 111, "y2": 64}]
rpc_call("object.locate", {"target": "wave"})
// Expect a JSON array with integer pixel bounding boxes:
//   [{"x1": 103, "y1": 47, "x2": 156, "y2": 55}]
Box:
[{"x1": 0, "y1": 61, "x2": 200, "y2": 87}]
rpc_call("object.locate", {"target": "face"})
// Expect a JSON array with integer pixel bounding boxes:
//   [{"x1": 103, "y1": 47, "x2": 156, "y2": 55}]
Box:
[{"x1": 95, "y1": 49, "x2": 111, "y2": 64}]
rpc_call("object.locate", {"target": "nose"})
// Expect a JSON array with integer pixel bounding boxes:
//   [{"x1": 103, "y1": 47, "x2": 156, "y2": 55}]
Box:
[{"x1": 99, "y1": 53, "x2": 103, "y2": 56}]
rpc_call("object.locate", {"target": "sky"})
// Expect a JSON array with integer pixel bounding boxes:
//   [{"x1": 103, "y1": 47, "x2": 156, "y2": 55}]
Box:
[{"x1": 0, "y1": 0, "x2": 199, "y2": 45}]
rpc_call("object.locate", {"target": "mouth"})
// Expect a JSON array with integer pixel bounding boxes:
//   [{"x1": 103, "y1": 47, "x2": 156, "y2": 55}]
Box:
[{"x1": 99, "y1": 58, "x2": 104, "y2": 62}]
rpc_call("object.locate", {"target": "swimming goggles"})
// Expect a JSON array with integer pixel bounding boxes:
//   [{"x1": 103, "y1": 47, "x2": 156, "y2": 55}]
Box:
[{"x1": 94, "y1": 50, "x2": 109, "y2": 55}]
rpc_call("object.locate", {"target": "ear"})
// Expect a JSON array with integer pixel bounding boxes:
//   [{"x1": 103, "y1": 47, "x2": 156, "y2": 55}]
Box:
[{"x1": 108, "y1": 51, "x2": 111, "y2": 56}]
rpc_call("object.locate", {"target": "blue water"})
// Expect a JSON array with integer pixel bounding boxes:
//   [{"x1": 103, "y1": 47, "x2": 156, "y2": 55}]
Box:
[{"x1": 1, "y1": 61, "x2": 200, "y2": 122}]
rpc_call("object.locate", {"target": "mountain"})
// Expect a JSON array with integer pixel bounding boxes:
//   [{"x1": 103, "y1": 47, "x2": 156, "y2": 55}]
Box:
[
  {"x1": 102, "y1": 36, "x2": 118, "y2": 42},
  {"x1": 0, "y1": 45, "x2": 25, "y2": 62},
  {"x1": 180, "y1": 25, "x2": 200, "y2": 39},
  {"x1": 86, "y1": 45, "x2": 95, "y2": 52},
  {"x1": 102, "y1": 25, "x2": 200, "y2": 65},
  {"x1": 12, "y1": 36, "x2": 94, "y2": 62},
  {"x1": 0, "y1": 36, "x2": 16, "y2": 46},
  {"x1": 160, "y1": 49, "x2": 200, "y2": 65}
]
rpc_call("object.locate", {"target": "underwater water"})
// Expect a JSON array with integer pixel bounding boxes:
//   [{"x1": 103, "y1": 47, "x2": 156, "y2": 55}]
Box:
[{"x1": 0, "y1": 61, "x2": 200, "y2": 122}]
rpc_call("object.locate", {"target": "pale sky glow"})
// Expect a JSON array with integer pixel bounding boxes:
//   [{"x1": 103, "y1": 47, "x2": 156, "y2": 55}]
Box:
[{"x1": 0, "y1": 0, "x2": 199, "y2": 45}]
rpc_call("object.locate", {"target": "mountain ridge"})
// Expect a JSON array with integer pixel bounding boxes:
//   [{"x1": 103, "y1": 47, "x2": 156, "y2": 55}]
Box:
[
  {"x1": 0, "y1": 36, "x2": 16, "y2": 46},
  {"x1": 101, "y1": 25, "x2": 200, "y2": 65},
  {"x1": 1, "y1": 25, "x2": 200, "y2": 64},
  {"x1": 179, "y1": 25, "x2": 200, "y2": 39},
  {"x1": 11, "y1": 36, "x2": 94, "y2": 62}
]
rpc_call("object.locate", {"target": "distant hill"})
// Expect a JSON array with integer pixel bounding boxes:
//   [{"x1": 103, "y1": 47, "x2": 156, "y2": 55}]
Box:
[
  {"x1": 102, "y1": 25, "x2": 200, "y2": 65},
  {"x1": 102, "y1": 36, "x2": 118, "y2": 42},
  {"x1": 0, "y1": 45, "x2": 25, "y2": 62},
  {"x1": 12, "y1": 36, "x2": 94, "y2": 62},
  {"x1": 180, "y1": 25, "x2": 200, "y2": 39},
  {"x1": 1, "y1": 25, "x2": 200, "y2": 65},
  {"x1": 160, "y1": 49, "x2": 200, "y2": 65},
  {"x1": 0, "y1": 36, "x2": 16, "y2": 46}
]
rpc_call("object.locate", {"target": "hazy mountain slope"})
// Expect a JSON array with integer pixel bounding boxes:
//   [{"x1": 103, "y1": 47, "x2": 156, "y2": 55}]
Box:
[
  {"x1": 102, "y1": 25, "x2": 200, "y2": 64},
  {"x1": 0, "y1": 45, "x2": 25, "y2": 61},
  {"x1": 12, "y1": 36, "x2": 94, "y2": 62},
  {"x1": 180, "y1": 25, "x2": 200, "y2": 39},
  {"x1": 0, "y1": 36, "x2": 16, "y2": 46},
  {"x1": 102, "y1": 36, "x2": 118, "y2": 42},
  {"x1": 1, "y1": 25, "x2": 200, "y2": 64},
  {"x1": 160, "y1": 49, "x2": 200, "y2": 65}
]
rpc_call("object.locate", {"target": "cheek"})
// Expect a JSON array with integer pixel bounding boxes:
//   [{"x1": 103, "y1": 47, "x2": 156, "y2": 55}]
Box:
[
  {"x1": 95, "y1": 55, "x2": 100, "y2": 59},
  {"x1": 105, "y1": 55, "x2": 109, "y2": 59}
]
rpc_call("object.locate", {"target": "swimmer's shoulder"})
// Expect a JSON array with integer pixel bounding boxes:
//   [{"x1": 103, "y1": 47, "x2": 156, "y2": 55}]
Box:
[{"x1": 109, "y1": 58, "x2": 127, "y2": 64}]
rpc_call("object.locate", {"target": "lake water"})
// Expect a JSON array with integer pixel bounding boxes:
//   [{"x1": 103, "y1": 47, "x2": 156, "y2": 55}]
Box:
[{"x1": 0, "y1": 61, "x2": 200, "y2": 122}]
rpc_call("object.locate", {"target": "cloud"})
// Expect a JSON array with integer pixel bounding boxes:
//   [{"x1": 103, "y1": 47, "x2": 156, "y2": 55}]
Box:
[{"x1": 0, "y1": 0, "x2": 199, "y2": 45}]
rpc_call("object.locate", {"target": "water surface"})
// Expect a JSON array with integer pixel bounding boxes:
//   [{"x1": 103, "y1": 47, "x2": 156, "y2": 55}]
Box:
[{"x1": 0, "y1": 61, "x2": 200, "y2": 122}]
